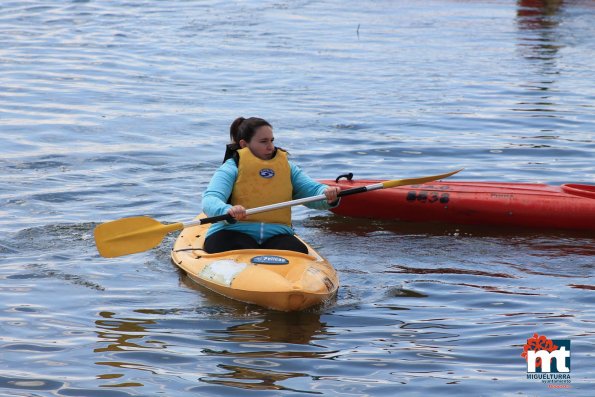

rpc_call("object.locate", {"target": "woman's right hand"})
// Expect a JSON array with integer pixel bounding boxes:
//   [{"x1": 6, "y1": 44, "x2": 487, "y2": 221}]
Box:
[{"x1": 227, "y1": 205, "x2": 247, "y2": 220}]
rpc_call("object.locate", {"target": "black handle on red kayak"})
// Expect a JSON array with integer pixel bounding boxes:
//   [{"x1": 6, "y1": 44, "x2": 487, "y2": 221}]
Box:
[{"x1": 335, "y1": 172, "x2": 354, "y2": 183}]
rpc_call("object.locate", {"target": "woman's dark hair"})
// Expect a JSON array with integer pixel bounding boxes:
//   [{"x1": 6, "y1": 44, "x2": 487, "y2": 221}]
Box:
[{"x1": 230, "y1": 117, "x2": 272, "y2": 143}]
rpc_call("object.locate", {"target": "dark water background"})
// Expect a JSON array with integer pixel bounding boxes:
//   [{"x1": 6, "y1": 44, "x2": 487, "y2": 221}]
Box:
[{"x1": 1, "y1": 0, "x2": 594, "y2": 395}]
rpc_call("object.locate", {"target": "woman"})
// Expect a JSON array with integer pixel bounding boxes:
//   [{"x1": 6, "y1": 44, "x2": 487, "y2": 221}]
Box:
[{"x1": 202, "y1": 117, "x2": 340, "y2": 253}]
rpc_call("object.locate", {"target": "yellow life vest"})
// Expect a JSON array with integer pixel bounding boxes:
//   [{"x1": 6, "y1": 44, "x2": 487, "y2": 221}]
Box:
[{"x1": 230, "y1": 147, "x2": 292, "y2": 225}]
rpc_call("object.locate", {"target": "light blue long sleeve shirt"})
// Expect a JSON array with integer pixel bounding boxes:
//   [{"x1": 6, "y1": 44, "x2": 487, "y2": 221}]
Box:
[{"x1": 202, "y1": 158, "x2": 335, "y2": 243}]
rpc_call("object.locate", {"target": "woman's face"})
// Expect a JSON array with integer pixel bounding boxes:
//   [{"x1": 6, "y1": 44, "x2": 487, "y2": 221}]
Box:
[{"x1": 240, "y1": 125, "x2": 275, "y2": 160}]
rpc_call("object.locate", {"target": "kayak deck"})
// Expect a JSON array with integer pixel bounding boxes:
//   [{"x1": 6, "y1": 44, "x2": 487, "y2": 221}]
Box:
[{"x1": 171, "y1": 215, "x2": 338, "y2": 311}]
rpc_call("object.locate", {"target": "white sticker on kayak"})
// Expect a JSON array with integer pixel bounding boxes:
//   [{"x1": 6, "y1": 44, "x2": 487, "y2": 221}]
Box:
[
  {"x1": 200, "y1": 260, "x2": 247, "y2": 286},
  {"x1": 251, "y1": 255, "x2": 289, "y2": 265}
]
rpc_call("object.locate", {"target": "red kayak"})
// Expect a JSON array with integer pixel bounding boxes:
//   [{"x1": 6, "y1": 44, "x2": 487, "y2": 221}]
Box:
[{"x1": 320, "y1": 175, "x2": 595, "y2": 231}]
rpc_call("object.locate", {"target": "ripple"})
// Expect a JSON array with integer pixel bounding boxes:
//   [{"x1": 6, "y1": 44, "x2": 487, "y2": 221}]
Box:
[
  {"x1": 11, "y1": 223, "x2": 97, "y2": 252},
  {"x1": 0, "y1": 375, "x2": 64, "y2": 391},
  {"x1": 2, "y1": 343, "x2": 65, "y2": 353},
  {"x1": 59, "y1": 388, "x2": 135, "y2": 397},
  {"x1": 107, "y1": 350, "x2": 196, "y2": 366},
  {"x1": 386, "y1": 265, "x2": 517, "y2": 279}
]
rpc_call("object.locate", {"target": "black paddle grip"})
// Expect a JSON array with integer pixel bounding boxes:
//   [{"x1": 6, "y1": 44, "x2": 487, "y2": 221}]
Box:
[
  {"x1": 200, "y1": 213, "x2": 236, "y2": 225},
  {"x1": 337, "y1": 186, "x2": 368, "y2": 198}
]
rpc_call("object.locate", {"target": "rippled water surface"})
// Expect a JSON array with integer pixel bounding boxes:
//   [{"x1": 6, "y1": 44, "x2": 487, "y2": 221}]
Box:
[{"x1": 1, "y1": 0, "x2": 594, "y2": 396}]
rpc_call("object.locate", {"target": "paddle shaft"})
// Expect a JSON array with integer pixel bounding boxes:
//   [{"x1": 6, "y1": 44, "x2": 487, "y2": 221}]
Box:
[
  {"x1": 183, "y1": 182, "x2": 386, "y2": 228},
  {"x1": 185, "y1": 168, "x2": 464, "y2": 228},
  {"x1": 95, "y1": 169, "x2": 461, "y2": 257}
]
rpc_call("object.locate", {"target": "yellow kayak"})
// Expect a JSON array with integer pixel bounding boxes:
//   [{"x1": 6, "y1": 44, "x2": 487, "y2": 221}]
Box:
[{"x1": 170, "y1": 214, "x2": 339, "y2": 311}]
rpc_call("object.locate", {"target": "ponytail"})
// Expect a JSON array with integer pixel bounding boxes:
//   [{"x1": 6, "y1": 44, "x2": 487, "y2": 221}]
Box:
[{"x1": 229, "y1": 117, "x2": 246, "y2": 143}]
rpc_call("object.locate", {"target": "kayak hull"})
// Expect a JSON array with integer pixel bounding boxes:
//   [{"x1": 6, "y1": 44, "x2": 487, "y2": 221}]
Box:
[
  {"x1": 320, "y1": 179, "x2": 595, "y2": 231},
  {"x1": 171, "y1": 215, "x2": 338, "y2": 311}
]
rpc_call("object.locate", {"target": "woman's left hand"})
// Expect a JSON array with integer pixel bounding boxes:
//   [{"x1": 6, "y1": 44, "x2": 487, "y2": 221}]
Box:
[{"x1": 324, "y1": 186, "x2": 341, "y2": 203}]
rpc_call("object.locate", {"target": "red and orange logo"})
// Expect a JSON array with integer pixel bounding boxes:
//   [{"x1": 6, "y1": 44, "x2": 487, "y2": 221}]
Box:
[{"x1": 521, "y1": 333, "x2": 558, "y2": 370}]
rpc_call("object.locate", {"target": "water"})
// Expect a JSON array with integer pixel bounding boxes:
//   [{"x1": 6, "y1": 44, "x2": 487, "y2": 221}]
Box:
[{"x1": 1, "y1": 0, "x2": 594, "y2": 395}]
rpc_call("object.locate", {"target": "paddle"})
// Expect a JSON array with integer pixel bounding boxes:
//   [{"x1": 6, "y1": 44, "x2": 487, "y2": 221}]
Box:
[{"x1": 94, "y1": 168, "x2": 462, "y2": 258}]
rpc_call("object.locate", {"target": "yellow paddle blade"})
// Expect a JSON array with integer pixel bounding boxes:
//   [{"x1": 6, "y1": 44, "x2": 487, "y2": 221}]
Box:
[
  {"x1": 94, "y1": 216, "x2": 183, "y2": 258},
  {"x1": 382, "y1": 168, "x2": 463, "y2": 189}
]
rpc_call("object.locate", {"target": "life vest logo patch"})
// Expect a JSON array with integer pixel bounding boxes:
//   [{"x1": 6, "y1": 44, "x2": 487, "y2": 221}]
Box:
[{"x1": 259, "y1": 168, "x2": 275, "y2": 178}]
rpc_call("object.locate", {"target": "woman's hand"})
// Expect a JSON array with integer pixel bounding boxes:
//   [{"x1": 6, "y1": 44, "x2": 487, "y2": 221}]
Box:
[
  {"x1": 227, "y1": 205, "x2": 247, "y2": 220},
  {"x1": 324, "y1": 186, "x2": 341, "y2": 204}
]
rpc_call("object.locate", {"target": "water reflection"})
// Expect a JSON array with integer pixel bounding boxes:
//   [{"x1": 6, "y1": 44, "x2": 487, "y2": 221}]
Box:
[
  {"x1": 517, "y1": 0, "x2": 563, "y2": 31},
  {"x1": 177, "y1": 275, "x2": 336, "y2": 391},
  {"x1": 198, "y1": 364, "x2": 317, "y2": 394},
  {"x1": 206, "y1": 311, "x2": 329, "y2": 345},
  {"x1": 308, "y1": 213, "x2": 595, "y2": 238},
  {"x1": 95, "y1": 311, "x2": 163, "y2": 353},
  {"x1": 93, "y1": 311, "x2": 163, "y2": 389},
  {"x1": 515, "y1": 0, "x2": 564, "y2": 118},
  {"x1": 197, "y1": 311, "x2": 333, "y2": 393},
  {"x1": 92, "y1": 305, "x2": 333, "y2": 393}
]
